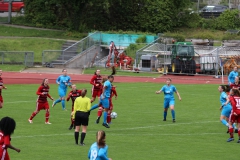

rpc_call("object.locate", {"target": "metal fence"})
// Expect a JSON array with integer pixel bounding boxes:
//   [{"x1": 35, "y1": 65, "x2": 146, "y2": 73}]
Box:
[
  {"x1": 42, "y1": 31, "x2": 102, "y2": 68},
  {"x1": 0, "y1": 51, "x2": 34, "y2": 67},
  {"x1": 135, "y1": 43, "x2": 240, "y2": 75}
]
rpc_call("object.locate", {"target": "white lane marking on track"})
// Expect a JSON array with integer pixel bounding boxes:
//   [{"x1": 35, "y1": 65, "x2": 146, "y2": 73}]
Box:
[{"x1": 12, "y1": 121, "x2": 219, "y2": 139}]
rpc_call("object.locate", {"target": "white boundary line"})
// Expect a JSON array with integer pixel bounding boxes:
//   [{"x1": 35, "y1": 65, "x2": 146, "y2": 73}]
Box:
[{"x1": 12, "y1": 121, "x2": 220, "y2": 139}]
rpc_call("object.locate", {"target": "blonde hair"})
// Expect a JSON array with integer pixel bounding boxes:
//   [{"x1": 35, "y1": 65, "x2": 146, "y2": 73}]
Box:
[{"x1": 96, "y1": 130, "x2": 106, "y2": 148}]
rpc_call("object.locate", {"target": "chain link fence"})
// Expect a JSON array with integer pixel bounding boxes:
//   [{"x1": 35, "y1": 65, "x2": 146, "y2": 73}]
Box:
[{"x1": 0, "y1": 51, "x2": 34, "y2": 67}]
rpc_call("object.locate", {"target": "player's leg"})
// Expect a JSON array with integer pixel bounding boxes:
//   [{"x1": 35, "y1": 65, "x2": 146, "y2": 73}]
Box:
[
  {"x1": 28, "y1": 102, "x2": 40, "y2": 123},
  {"x1": 169, "y1": 99, "x2": 176, "y2": 122},
  {"x1": 220, "y1": 107, "x2": 231, "y2": 127},
  {"x1": 163, "y1": 99, "x2": 169, "y2": 121},
  {"x1": 91, "y1": 89, "x2": 97, "y2": 103},
  {"x1": 107, "y1": 100, "x2": 113, "y2": 124},
  {"x1": 0, "y1": 96, "x2": 3, "y2": 109},
  {"x1": 102, "y1": 98, "x2": 110, "y2": 128},
  {"x1": 96, "y1": 105, "x2": 103, "y2": 123},
  {"x1": 44, "y1": 102, "x2": 51, "y2": 124},
  {"x1": 61, "y1": 97, "x2": 66, "y2": 110},
  {"x1": 69, "y1": 106, "x2": 74, "y2": 130},
  {"x1": 227, "y1": 114, "x2": 234, "y2": 142}
]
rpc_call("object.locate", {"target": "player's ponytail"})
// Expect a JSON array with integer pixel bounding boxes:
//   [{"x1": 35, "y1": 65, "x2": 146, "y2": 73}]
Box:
[{"x1": 96, "y1": 130, "x2": 106, "y2": 148}]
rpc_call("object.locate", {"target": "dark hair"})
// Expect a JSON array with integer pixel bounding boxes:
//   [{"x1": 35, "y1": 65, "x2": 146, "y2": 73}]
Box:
[
  {"x1": 220, "y1": 85, "x2": 230, "y2": 92},
  {"x1": 41, "y1": 78, "x2": 48, "y2": 86},
  {"x1": 108, "y1": 75, "x2": 114, "y2": 79},
  {"x1": 62, "y1": 69, "x2": 67, "y2": 72},
  {"x1": 97, "y1": 130, "x2": 106, "y2": 148},
  {"x1": 232, "y1": 88, "x2": 240, "y2": 97},
  {"x1": 0, "y1": 117, "x2": 16, "y2": 135},
  {"x1": 166, "y1": 78, "x2": 172, "y2": 81},
  {"x1": 81, "y1": 89, "x2": 87, "y2": 97}
]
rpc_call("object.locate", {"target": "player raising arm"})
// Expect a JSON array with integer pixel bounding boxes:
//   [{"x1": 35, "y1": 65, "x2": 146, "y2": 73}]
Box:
[
  {"x1": 156, "y1": 78, "x2": 181, "y2": 122},
  {"x1": 28, "y1": 78, "x2": 54, "y2": 124}
]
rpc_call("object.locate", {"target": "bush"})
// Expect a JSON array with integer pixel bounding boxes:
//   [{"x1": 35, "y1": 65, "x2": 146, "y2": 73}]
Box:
[{"x1": 135, "y1": 36, "x2": 147, "y2": 43}]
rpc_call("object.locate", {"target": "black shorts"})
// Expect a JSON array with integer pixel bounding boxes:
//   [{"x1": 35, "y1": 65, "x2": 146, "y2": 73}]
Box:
[{"x1": 74, "y1": 111, "x2": 89, "y2": 126}]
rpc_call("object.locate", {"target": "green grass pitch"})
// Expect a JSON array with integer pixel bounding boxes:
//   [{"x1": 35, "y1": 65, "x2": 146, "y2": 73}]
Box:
[{"x1": 1, "y1": 82, "x2": 239, "y2": 160}]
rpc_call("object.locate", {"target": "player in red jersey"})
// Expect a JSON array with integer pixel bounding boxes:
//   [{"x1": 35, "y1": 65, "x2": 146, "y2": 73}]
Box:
[
  {"x1": 28, "y1": 78, "x2": 54, "y2": 124},
  {"x1": 66, "y1": 84, "x2": 82, "y2": 130},
  {"x1": 90, "y1": 69, "x2": 102, "y2": 103},
  {"x1": 0, "y1": 69, "x2": 7, "y2": 109},
  {"x1": 0, "y1": 117, "x2": 20, "y2": 160},
  {"x1": 227, "y1": 88, "x2": 240, "y2": 142},
  {"x1": 229, "y1": 76, "x2": 240, "y2": 90}
]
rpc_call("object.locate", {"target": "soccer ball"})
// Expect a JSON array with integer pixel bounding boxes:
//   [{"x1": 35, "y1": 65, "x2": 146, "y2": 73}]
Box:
[{"x1": 110, "y1": 112, "x2": 117, "y2": 119}]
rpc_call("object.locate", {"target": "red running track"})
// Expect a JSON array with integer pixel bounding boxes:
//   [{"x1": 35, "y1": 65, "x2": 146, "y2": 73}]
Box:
[{"x1": 2, "y1": 72, "x2": 228, "y2": 85}]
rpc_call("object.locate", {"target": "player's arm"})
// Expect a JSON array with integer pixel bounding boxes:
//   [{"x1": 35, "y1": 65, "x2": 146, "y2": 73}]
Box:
[
  {"x1": 98, "y1": 148, "x2": 110, "y2": 160},
  {"x1": 36, "y1": 86, "x2": 44, "y2": 95},
  {"x1": 155, "y1": 90, "x2": 162, "y2": 94},
  {"x1": 90, "y1": 76, "x2": 96, "y2": 86},
  {"x1": 175, "y1": 91, "x2": 182, "y2": 101},
  {"x1": 47, "y1": 94, "x2": 54, "y2": 100},
  {"x1": 66, "y1": 92, "x2": 72, "y2": 101},
  {"x1": 7, "y1": 144, "x2": 21, "y2": 153},
  {"x1": 112, "y1": 88, "x2": 118, "y2": 99},
  {"x1": 228, "y1": 72, "x2": 233, "y2": 83},
  {"x1": 67, "y1": 77, "x2": 72, "y2": 87},
  {"x1": 101, "y1": 86, "x2": 107, "y2": 99},
  {"x1": 56, "y1": 76, "x2": 60, "y2": 85},
  {"x1": 72, "y1": 99, "x2": 78, "y2": 119}
]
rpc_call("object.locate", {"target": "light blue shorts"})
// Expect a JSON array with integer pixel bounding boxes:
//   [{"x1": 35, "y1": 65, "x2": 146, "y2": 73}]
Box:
[
  {"x1": 58, "y1": 89, "x2": 66, "y2": 98},
  {"x1": 221, "y1": 104, "x2": 232, "y2": 117},
  {"x1": 100, "y1": 97, "x2": 110, "y2": 109},
  {"x1": 164, "y1": 98, "x2": 175, "y2": 109}
]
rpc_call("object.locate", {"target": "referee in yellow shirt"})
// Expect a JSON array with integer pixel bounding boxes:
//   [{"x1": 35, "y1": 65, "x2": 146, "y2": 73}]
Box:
[{"x1": 72, "y1": 89, "x2": 91, "y2": 146}]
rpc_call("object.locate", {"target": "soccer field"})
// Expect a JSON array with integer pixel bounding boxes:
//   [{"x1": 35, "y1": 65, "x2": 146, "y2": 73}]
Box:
[{"x1": 1, "y1": 82, "x2": 239, "y2": 160}]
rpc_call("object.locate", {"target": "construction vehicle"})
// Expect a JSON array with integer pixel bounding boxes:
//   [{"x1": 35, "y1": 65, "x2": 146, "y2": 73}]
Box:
[
  {"x1": 105, "y1": 41, "x2": 133, "y2": 69},
  {"x1": 168, "y1": 41, "x2": 196, "y2": 74}
]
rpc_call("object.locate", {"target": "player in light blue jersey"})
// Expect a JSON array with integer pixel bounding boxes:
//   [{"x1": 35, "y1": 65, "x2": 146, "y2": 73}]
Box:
[
  {"x1": 156, "y1": 78, "x2": 181, "y2": 122},
  {"x1": 228, "y1": 66, "x2": 238, "y2": 85},
  {"x1": 52, "y1": 69, "x2": 71, "y2": 110},
  {"x1": 100, "y1": 75, "x2": 114, "y2": 128},
  {"x1": 218, "y1": 85, "x2": 238, "y2": 132},
  {"x1": 88, "y1": 130, "x2": 112, "y2": 160}
]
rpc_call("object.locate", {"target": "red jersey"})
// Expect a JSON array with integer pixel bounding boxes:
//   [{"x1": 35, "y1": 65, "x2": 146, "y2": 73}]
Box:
[
  {"x1": 66, "y1": 89, "x2": 82, "y2": 106},
  {"x1": 36, "y1": 85, "x2": 52, "y2": 103},
  {"x1": 0, "y1": 131, "x2": 10, "y2": 160},
  {"x1": 230, "y1": 83, "x2": 240, "y2": 90},
  {"x1": 90, "y1": 75, "x2": 102, "y2": 90},
  {"x1": 0, "y1": 77, "x2": 3, "y2": 95},
  {"x1": 230, "y1": 95, "x2": 240, "y2": 115},
  {"x1": 110, "y1": 86, "x2": 117, "y2": 99}
]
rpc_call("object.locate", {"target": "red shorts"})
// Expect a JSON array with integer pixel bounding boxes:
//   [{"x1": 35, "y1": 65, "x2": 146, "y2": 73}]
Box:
[
  {"x1": 229, "y1": 113, "x2": 240, "y2": 123},
  {"x1": 36, "y1": 102, "x2": 49, "y2": 111},
  {"x1": 92, "y1": 90, "x2": 101, "y2": 98},
  {"x1": 0, "y1": 95, "x2": 3, "y2": 103}
]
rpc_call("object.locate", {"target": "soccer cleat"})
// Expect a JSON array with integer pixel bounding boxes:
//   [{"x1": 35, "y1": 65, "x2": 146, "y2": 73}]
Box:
[
  {"x1": 237, "y1": 140, "x2": 240, "y2": 143},
  {"x1": 163, "y1": 119, "x2": 166, "y2": 121},
  {"x1": 45, "y1": 122, "x2": 52, "y2": 124},
  {"x1": 80, "y1": 143, "x2": 85, "y2": 146},
  {"x1": 235, "y1": 129, "x2": 238, "y2": 133},
  {"x1": 28, "y1": 119, "x2": 33, "y2": 124},
  {"x1": 227, "y1": 138, "x2": 234, "y2": 142},
  {"x1": 63, "y1": 108, "x2": 67, "y2": 111},
  {"x1": 173, "y1": 119, "x2": 176, "y2": 123},
  {"x1": 96, "y1": 117, "x2": 100, "y2": 124},
  {"x1": 102, "y1": 123, "x2": 110, "y2": 128},
  {"x1": 226, "y1": 129, "x2": 229, "y2": 133},
  {"x1": 69, "y1": 124, "x2": 73, "y2": 130},
  {"x1": 52, "y1": 101, "x2": 56, "y2": 108}
]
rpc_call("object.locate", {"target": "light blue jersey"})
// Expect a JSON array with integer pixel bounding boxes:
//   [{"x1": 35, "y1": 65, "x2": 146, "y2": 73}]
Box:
[
  {"x1": 56, "y1": 75, "x2": 71, "y2": 97},
  {"x1": 88, "y1": 142, "x2": 109, "y2": 160},
  {"x1": 102, "y1": 80, "x2": 112, "y2": 98},
  {"x1": 220, "y1": 92, "x2": 232, "y2": 117},
  {"x1": 160, "y1": 85, "x2": 177, "y2": 100},
  {"x1": 228, "y1": 71, "x2": 238, "y2": 84}
]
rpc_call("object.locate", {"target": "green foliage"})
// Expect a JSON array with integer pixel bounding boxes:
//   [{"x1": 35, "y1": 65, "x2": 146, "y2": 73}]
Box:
[
  {"x1": 165, "y1": 33, "x2": 186, "y2": 42},
  {"x1": 214, "y1": 9, "x2": 240, "y2": 30},
  {"x1": 221, "y1": 33, "x2": 240, "y2": 40},
  {"x1": 192, "y1": 32, "x2": 214, "y2": 39},
  {"x1": 135, "y1": 36, "x2": 147, "y2": 43}
]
